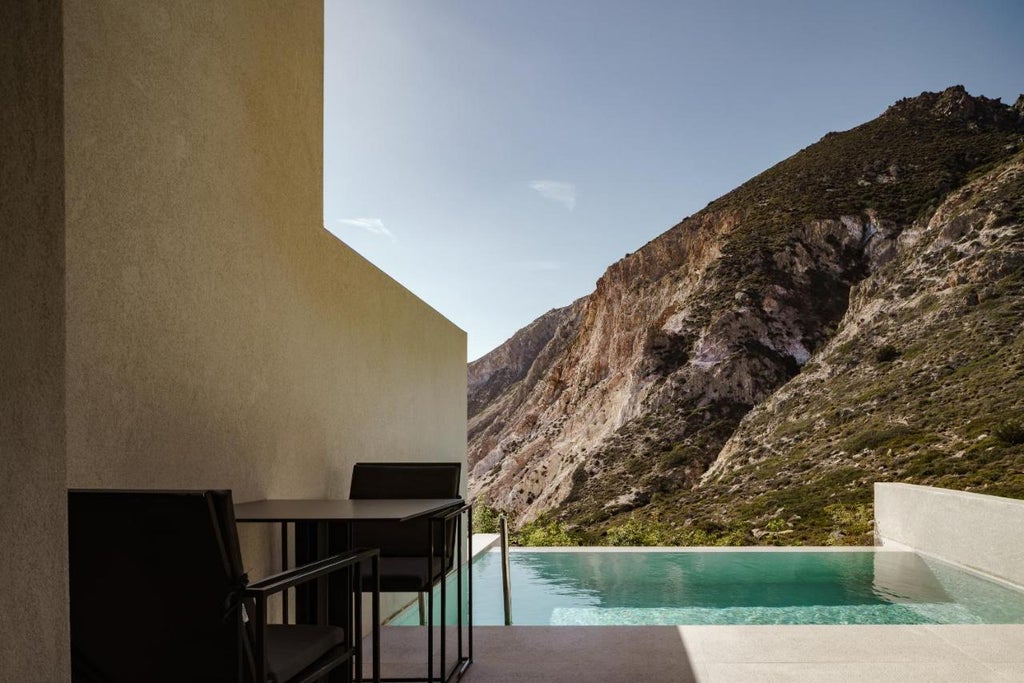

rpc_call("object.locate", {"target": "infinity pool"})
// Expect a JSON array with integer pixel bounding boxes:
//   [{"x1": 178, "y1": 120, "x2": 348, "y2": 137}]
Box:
[{"x1": 393, "y1": 548, "x2": 1024, "y2": 625}]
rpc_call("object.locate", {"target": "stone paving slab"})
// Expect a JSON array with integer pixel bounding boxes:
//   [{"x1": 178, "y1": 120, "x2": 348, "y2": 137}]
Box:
[{"x1": 363, "y1": 624, "x2": 1024, "y2": 682}]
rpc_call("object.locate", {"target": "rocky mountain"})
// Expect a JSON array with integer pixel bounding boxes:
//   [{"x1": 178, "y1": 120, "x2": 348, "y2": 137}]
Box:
[{"x1": 468, "y1": 86, "x2": 1024, "y2": 545}]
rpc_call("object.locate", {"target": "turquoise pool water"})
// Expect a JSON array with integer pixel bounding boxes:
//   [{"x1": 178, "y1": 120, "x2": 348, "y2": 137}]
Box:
[{"x1": 393, "y1": 549, "x2": 1024, "y2": 626}]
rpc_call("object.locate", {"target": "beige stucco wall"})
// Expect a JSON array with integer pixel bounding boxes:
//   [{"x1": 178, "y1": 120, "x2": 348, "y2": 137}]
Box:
[
  {"x1": 875, "y1": 483, "x2": 1024, "y2": 587},
  {"x1": 64, "y1": 0, "x2": 466, "y2": 601},
  {"x1": 0, "y1": 1, "x2": 70, "y2": 679}
]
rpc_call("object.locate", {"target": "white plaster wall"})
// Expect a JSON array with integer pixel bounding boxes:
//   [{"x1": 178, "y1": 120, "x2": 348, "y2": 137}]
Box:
[
  {"x1": 1, "y1": 1, "x2": 465, "y2": 673},
  {"x1": 875, "y1": 483, "x2": 1024, "y2": 587},
  {"x1": 63, "y1": 0, "x2": 466, "y2": 593}
]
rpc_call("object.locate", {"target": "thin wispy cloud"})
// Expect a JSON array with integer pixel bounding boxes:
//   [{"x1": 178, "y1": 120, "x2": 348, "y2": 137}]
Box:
[
  {"x1": 529, "y1": 180, "x2": 577, "y2": 210},
  {"x1": 336, "y1": 217, "x2": 397, "y2": 242}
]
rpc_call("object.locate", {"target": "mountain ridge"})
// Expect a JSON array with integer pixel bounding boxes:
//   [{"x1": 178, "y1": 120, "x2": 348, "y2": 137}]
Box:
[{"x1": 468, "y1": 86, "x2": 1024, "y2": 544}]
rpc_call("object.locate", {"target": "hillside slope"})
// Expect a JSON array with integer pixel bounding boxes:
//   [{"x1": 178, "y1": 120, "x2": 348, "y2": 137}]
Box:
[{"x1": 468, "y1": 87, "x2": 1024, "y2": 544}]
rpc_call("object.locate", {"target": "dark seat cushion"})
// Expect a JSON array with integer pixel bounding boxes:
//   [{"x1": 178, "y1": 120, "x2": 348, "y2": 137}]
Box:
[
  {"x1": 265, "y1": 624, "x2": 345, "y2": 683},
  {"x1": 360, "y1": 556, "x2": 447, "y2": 592}
]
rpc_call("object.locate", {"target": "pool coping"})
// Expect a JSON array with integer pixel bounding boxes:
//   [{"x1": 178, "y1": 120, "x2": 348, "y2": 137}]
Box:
[{"x1": 492, "y1": 544, "x2": 902, "y2": 553}]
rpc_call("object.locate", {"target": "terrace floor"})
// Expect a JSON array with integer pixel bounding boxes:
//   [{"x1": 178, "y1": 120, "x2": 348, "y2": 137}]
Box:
[{"x1": 364, "y1": 623, "x2": 1024, "y2": 682}]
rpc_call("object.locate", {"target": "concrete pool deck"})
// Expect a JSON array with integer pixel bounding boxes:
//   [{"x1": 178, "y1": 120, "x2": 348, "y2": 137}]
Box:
[
  {"x1": 402, "y1": 489, "x2": 1024, "y2": 680},
  {"x1": 374, "y1": 535, "x2": 1024, "y2": 681},
  {"x1": 364, "y1": 623, "x2": 1024, "y2": 682}
]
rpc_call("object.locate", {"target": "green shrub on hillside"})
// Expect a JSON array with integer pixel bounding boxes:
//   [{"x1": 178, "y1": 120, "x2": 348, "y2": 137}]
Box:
[
  {"x1": 605, "y1": 515, "x2": 667, "y2": 546},
  {"x1": 994, "y1": 418, "x2": 1024, "y2": 445},
  {"x1": 515, "y1": 519, "x2": 583, "y2": 547},
  {"x1": 675, "y1": 526, "x2": 748, "y2": 546},
  {"x1": 473, "y1": 504, "x2": 502, "y2": 534},
  {"x1": 874, "y1": 345, "x2": 901, "y2": 363},
  {"x1": 842, "y1": 425, "x2": 922, "y2": 453},
  {"x1": 823, "y1": 503, "x2": 874, "y2": 545}
]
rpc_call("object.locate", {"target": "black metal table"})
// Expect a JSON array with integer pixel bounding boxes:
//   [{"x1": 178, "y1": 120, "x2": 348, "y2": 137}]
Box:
[
  {"x1": 235, "y1": 498, "x2": 462, "y2": 618},
  {"x1": 234, "y1": 498, "x2": 464, "y2": 525}
]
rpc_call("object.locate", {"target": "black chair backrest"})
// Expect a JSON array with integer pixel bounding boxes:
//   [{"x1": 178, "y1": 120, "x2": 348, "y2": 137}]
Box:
[
  {"x1": 348, "y1": 463, "x2": 461, "y2": 564},
  {"x1": 349, "y1": 462, "x2": 461, "y2": 500},
  {"x1": 69, "y1": 490, "x2": 249, "y2": 683}
]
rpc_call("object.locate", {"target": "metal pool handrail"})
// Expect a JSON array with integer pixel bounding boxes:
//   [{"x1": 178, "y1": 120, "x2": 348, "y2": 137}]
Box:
[{"x1": 499, "y1": 514, "x2": 512, "y2": 625}]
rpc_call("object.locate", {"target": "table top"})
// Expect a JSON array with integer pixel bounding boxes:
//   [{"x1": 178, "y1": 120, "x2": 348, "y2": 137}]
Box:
[{"x1": 234, "y1": 497, "x2": 463, "y2": 523}]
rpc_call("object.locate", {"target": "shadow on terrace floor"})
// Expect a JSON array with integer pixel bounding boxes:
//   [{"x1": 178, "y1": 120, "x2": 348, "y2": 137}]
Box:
[{"x1": 362, "y1": 625, "x2": 699, "y2": 682}]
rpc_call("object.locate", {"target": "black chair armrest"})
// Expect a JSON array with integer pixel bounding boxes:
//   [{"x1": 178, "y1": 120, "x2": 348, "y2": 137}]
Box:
[
  {"x1": 429, "y1": 501, "x2": 472, "y2": 522},
  {"x1": 246, "y1": 547, "x2": 379, "y2": 597}
]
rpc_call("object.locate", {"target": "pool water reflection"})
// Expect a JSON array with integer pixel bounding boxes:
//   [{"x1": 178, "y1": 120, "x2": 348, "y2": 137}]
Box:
[{"x1": 393, "y1": 549, "x2": 1024, "y2": 626}]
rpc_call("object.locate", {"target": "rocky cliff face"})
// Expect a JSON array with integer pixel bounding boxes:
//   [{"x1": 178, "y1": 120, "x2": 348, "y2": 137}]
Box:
[
  {"x1": 468, "y1": 303, "x2": 579, "y2": 417},
  {"x1": 468, "y1": 87, "x2": 1024, "y2": 543},
  {"x1": 692, "y1": 150, "x2": 1024, "y2": 543}
]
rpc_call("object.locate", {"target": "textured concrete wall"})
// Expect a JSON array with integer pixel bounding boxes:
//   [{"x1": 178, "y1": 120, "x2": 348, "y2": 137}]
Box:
[
  {"x1": 875, "y1": 483, "x2": 1024, "y2": 587},
  {"x1": 63, "y1": 0, "x2": 466, "y2": 591},
  {"x1": 0, "y1": 1, "x2": 69, "y2": 679}
]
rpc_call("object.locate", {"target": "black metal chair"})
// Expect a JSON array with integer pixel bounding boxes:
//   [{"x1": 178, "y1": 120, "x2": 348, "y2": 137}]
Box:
[
  {"x1": 68, "y1": 489, "x2": 380, "y2": 683},
  {"x1": 347, "y1": 463, "x2": 471, "y2": 682}
]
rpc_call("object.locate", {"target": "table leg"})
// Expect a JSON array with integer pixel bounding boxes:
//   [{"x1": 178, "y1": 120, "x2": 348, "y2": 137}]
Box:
[
  {"x1": 326, "y1": 522, "x2": 353, "y2": 626},
  {"x1": 327, "y1": 521, "x2": 353, "y2": 682},
  {"x1": 282, "y1": 523, "x2": 289, "y2": 624},
  {"x1": 317, "y1": 521, "x2": 329, "y2": 625},
  {"x1": 294, "y1": 521, "x2": 318, "y2": 624}
]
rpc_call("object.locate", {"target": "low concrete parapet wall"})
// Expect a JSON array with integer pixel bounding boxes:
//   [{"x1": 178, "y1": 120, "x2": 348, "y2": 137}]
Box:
[{"x1": 875, "y1": 482, "x2": 1024, "y2": 587}]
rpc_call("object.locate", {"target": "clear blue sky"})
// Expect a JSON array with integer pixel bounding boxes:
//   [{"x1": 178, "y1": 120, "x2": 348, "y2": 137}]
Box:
[{"x1": 323, "y1": 0, "x2": 1023, "y2": 361}]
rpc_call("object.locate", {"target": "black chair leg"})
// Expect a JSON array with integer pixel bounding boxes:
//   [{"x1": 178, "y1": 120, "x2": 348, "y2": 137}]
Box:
[{"x1": 427, "y1": 578, "x2": 434, "y2": 682}]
